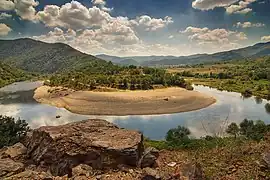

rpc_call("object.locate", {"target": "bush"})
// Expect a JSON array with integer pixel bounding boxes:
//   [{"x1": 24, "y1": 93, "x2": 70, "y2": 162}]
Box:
[
  {"x1": 166, "y1": 126, "x2": 191, "y2": 145},
  {"x1": 0, "y1": 115, "x2": 30, "y2": 148},
  {"x1": 265, "y1": 103, "x2": 270, "y2": 113}
]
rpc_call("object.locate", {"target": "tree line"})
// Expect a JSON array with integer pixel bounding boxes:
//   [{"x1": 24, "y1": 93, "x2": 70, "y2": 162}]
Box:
[{"x1": 47, "y1": 64, "x2": 193, "y2": 91}]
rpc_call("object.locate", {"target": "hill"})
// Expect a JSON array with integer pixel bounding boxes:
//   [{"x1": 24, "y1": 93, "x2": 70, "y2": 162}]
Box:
[
  {"x1": 0, "y1": 62, "x2": 32, "y2": 88},
  {"x1": 143, "y1": 42, "x2": 270, "y2": 66},
  {"x1": 0, "y1": 38, "x2": 106, "y2": 73},
  {"x1": 118, "y1": 59, "x2": 139, "y2": 66},
  {"x1": 97, "y1": 42, "x2": 270, "y2": 66}
]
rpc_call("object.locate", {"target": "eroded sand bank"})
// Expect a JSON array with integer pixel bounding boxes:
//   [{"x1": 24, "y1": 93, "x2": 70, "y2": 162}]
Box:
[{"x1": 34, "y1": 86, "x2": 216, "y2": 116}]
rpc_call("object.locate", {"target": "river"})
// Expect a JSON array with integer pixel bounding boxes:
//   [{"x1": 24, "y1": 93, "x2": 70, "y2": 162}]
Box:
[{"x1": 0, "y1": 81, "x2": 269, "y2": 140}]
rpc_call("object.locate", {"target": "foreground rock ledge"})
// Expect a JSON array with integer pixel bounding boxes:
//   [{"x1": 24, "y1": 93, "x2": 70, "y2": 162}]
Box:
[{"x1": 23, "y1": 119, "x2": 145, "y2": 176}]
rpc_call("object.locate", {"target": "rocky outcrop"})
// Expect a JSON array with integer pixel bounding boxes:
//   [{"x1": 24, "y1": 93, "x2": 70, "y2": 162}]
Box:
[
  {"x1": 0, "y1": 158, "x2": 25, "y2": 178},
  {"x1": 23, "y1": 119, "x2": 144, "y2": 176},
  {"x1": 0, "y1": 119, "x2": 164, "y2": 179}
]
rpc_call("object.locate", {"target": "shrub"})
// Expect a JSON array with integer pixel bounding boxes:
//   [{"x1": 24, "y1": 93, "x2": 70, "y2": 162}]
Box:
[
  {"x1": 0, "y1": 115, "x2": 30, "y2": 148},
  {"x1": 166, "y1": 126, "x2": 191, "y2": 145},
  {"x1": 265, "y1": 103, "x2": 270, "y2": 113}
]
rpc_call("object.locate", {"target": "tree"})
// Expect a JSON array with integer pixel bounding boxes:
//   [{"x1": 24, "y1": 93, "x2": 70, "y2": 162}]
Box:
[
  {"x1": 226, "y1": 123, "x2": 239, "y2": 138},
  {"x1": 0, "y1": 115, "x2": 30, "y2": 148},
  {"x1": 166, "y1": 126, "x2": 191, "y2": 144},
  {"x1": 239, "y1": 119, "x2": 254, "y2": 136}
]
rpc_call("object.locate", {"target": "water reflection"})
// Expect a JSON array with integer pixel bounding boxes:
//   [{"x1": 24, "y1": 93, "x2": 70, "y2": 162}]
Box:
[{"x1": 0, "y1": 82, "x2": 269, "y2": 140}]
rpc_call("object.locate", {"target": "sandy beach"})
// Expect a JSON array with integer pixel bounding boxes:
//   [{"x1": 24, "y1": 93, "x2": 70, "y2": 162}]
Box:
[{"x1": 34, "y1": 86, "x2": 216, "y2": 116}]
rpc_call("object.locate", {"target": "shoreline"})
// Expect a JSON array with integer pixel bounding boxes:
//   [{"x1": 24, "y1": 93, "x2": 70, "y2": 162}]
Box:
[{"x1": 34, "y1": 86, "x2": 217, "y2": 116}]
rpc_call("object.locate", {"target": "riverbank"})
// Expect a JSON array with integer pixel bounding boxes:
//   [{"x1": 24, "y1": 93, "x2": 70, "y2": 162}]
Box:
[{"x1": 34, "y1": 86, "x2": 216, "y2": 116}]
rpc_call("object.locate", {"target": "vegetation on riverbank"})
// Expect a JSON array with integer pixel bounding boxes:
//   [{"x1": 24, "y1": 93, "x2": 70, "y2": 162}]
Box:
[
  {"x1": 168, "y1": 56, "x2": 270, "y2": 99},
  {"x1": 0, "y1": 62, "x2": 35, "y2": 88},
  {"x1": 145, "y1": 119, "x2": 270, "y2": 178},
  {"x1": 46, "y1": 64, "x2": 193, "y2": 91}
]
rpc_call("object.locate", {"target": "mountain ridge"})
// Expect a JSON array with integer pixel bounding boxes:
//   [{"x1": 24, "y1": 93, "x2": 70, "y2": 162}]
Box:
[
  {"x1": 0, "y1": 38, "x2": 106, "y2": 73},
  {"x1": 97, "y1": 41, "x2": 270, "y2": 66}
]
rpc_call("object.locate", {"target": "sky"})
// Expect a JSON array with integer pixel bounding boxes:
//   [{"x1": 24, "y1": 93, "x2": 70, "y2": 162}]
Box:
[{"x1": 0, "y1": 0, "x2": 270, "y2": 56}]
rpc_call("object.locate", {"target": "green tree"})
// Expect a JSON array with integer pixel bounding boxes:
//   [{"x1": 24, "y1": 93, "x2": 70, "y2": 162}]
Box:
[
  {"x1": 166, "y1": 126, "x2": 191, "y2": 144},
  {"x1": 239, "y1": 119, "x2": 254, "y2": 136},
  {"x1": 226, "y1": 123, "x2": 240, "y2": 138},
  {"x1": 0, "y1": 115, "x2": 30, "y2": 148}
]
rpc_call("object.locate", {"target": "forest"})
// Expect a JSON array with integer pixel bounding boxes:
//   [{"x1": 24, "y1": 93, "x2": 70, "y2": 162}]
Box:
[
  {"x1": 46, "y1": 62, "x2": 193, "y2": 91},
  {"x1": 169, "y1": 57, "x2": 270, "y2": 99}
]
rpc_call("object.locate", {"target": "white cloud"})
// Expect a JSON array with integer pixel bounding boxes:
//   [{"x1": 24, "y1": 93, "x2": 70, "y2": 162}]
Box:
[
  {"x1": 37, "y1": 2, "x2": 113, "y2": 29},
  {"x1": 235, "y1": 32, "x2": 248, "y2": 40},
  {"x1": 91, "y1": 0, "x2": 113, "y2": 12},
  {"x1": 91, "y1": 0, "x2": 106, "y2": 6},
  {"x1": 0, "y1": 0, "x2": 39, "y2": 20},
  {"x1": 192, "y1": 0, "x2": 238, "y2": 10},
  {"x1": 226, "y1": 0, "x2": 257, "y2": 14},
  {"x1": 132, "y1": 15, "x2": 173, "y2": 31},
  {"x1": 37, "y1": 2, "x2": 173, "y2": 32},
  {"x1": 0, "y1": 23, "x2": 12, "y2": 36},
  {"x1": 181, "y1": 26, "x2": 247, "y2": 52},
  {"x1": 0, "y1": 0, "x2": 15, "y2": 11},
  {"x1": 14, "y1": 0, "x2": 39, "y2": 21},
  {"x1": 182, "y1": 26, "x2": 248, "y2": 42},
  {"x1": 0, "y1": 12, "x2": 12, "y2": 20},
  {"x1": 261, "y1": 35, "x2": 270, "y2": 42},
  {"x1": 192, "y1": 0, "x2": 258, "y2": 14},
  {"x1": 168, "y1": 35, "x2": 174, "y2": 39},
  {"x1": 235, "y1": 22, "x2": 265, "y2": 28}
]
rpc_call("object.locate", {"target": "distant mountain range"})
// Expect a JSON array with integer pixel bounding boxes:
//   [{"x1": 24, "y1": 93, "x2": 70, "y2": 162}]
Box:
[
  {"x1": 1, "y1": 38, "x2": 269, "y2": 74},
  {"x1": 0, "y1": 38, "x2": 105, "y2": 73},
  {"x1": 97, "y1": 41, "x2": 270, "y2": 66}
]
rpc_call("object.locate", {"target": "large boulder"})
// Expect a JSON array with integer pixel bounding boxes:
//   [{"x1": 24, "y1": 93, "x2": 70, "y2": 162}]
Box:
[{"x1": 23, "y1": 119, "x2": 144, "y2": 176}]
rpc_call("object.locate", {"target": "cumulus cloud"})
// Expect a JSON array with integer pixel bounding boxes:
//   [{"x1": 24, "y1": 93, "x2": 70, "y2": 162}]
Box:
[
  {"x1": 0, "y1": 23, "x2": 12, "y2": 36},
  {"x1": 131, "y1": 15, "x2": 173, "y2": 31},
  {"x1": 0, "y1": 12, "x2": 12, "y2": 20},
  {"x1": 37, "y1": 1, "x2": 173, "y2": 32},
  {"x1": 37, "y1": 2, "x2": 113, "y2": 29},
  {"x1": 92, "y1": 0, "x2": 106, "y2": 6},
  {"x1": 0, "y1": 0, "x2": 39, "y2": 20},
  {"x1": 192, "y1": 0, "x2": 238, "y2": 10},
  {"x1": 181, "y1": 26, "x2": 247, "y2": 52},
  {"x1": 14, "y1": 0, "x2": 39, "y2": 20},
  {"x1": 91, "y1": 0, "x2": 113, "y2": 12},
  {"x1": 226, "y1": 0, "x2": 257, "y2": 14},
  {"x1": 235, "y1": 22, "x2": 265, "y2": 28},
  {"x1": 192, "y1": 0, "x2": 257, "y2": 14},
  {"x1": 181, "y1": 26, "x2": 248, "y2": 42},
  {"x1": 261, "y1": 35, "x2": 270, "y2": 42},
  {"x1": 0, "y1": 0, "x2": 15, "y2": 11}
]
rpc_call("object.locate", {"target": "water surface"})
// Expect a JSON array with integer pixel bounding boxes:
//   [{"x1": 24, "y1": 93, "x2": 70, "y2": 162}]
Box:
[{"x1": 0, "y1": 81, "x2": 269, "y2": 140}]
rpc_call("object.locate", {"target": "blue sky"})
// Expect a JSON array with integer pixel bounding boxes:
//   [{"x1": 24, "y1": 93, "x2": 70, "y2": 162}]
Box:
[{"x1": 0, "y1": 0, "x2": 270, "y2": 56}]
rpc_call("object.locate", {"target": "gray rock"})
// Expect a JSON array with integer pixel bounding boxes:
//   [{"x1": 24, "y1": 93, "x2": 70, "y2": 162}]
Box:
[
  {"x1": 139, "y1": 147, "x2": 159, "y2": 168},
  {"x1": 72, "y1": 164, "x2": 94, "y2": 178},
  {"x1": 262, "y1": 152, "x2": 270, "y2": 169},
  {"x1": 180, "y1": 162, "x2": 205, "y2": 180}
]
